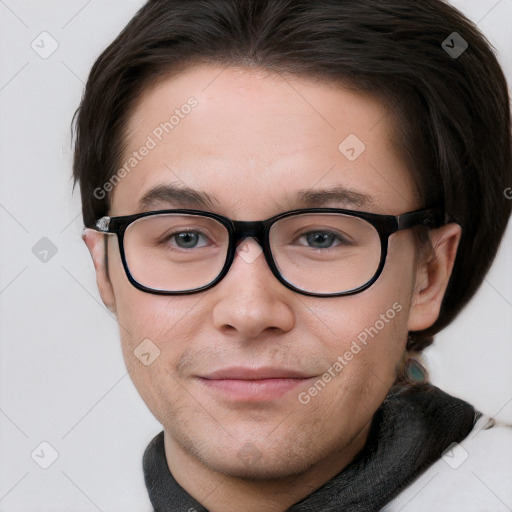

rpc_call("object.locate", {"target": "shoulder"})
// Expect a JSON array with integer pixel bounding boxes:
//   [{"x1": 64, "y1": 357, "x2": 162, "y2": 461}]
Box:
[{"x1": 381, "y1": 414, "x2": 512, "y2": 512}]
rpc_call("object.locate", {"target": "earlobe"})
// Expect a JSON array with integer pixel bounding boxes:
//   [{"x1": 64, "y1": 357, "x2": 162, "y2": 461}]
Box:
[
  {"x1": 82, "y1": 228, "x2": 117, "y2": 314},
  {"x1": 407, "y1": 223, "x2": 462, "y2": 332}
]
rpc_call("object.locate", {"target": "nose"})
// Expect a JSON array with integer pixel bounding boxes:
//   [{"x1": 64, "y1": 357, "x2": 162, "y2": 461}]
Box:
[{"x1": 212, "y1": 237, "x2": 295, "y2": 339}]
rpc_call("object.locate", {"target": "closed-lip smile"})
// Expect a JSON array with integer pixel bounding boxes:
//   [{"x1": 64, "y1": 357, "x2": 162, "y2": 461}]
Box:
[
  {"x1": 197, "y1": 367, "x2": 316, "y2": 402},
  {"x1": 200, "y1": 366, "x2": 314, "y2": 380}
]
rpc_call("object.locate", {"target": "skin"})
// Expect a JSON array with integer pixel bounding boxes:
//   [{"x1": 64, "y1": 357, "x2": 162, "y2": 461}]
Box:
[{"x1": 84, "y1": 64, "x2": 461, "y2": 512}]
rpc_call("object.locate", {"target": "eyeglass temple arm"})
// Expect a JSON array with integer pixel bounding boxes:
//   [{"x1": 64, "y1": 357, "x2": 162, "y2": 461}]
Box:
[{"x1": 396, "y1": 208, "x2": 446, "y2": 231}]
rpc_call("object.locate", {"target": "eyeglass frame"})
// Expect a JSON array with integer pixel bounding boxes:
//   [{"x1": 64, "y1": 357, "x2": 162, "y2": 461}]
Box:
[{"x1": 94, "y1": 207, "x2": 445, "y2": 297}]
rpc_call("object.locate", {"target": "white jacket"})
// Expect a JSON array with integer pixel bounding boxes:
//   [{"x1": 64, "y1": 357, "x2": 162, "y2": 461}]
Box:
[{"x1": 382, "y1": 415, "x2": 512, "y2": 511}]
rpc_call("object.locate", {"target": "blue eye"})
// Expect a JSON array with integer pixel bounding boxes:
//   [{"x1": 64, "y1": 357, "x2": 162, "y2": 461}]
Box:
[
  {"x1": 175, "y1": 232, "x2": 201, "y2": 248},
  {"x1": 166, "y1": 231, "x2": 209, "y2": 249},
  {"x1": 299, "y1": 230, "x2": 349, "y2": 249}
]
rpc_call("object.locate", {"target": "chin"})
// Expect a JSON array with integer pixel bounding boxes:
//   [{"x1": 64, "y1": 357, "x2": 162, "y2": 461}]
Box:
[
  {"x1": 195, "y1": 437, "x2": 317, "y2": 481},
  {"x1": 212, "y1": 454, "x2": 311, "y2": 482}
]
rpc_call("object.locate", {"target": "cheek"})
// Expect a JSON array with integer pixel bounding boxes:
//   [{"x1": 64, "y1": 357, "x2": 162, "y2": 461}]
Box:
[
  {"x1": 352, "y1": 236, "x2": 416, "y2": 372},
  {"x1": 114, "y1": 288, "x2": 201, "y2": 370},
  {"x1": 307, "y1": 285, "x2": 412, "y2": 370},
  {"x1": 106, "y1": 244, "x2": 199, "y2": 395},
  {"x1": 107, "y1": 239, "x2": 193, "y2": 345},
  {"x1": 298, "y1": 303, "x2": 410, "y2": 446},
  {"x1": 112, "y1": 289, "x2": 201, "y2": 426},
  {"x1": 305, "y1": 238, "x2": 416, "y2": 396}
]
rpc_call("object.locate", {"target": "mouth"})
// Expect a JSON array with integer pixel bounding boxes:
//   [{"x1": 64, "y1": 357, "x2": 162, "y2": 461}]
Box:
[{"x1": 197, "y1": 367, "x2": 316, "y2": 402}]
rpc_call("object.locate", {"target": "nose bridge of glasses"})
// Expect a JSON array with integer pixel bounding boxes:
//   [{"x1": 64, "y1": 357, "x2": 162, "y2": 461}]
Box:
[{"x1": 231, "y1": 220, "x2": 266, "y2": 246}]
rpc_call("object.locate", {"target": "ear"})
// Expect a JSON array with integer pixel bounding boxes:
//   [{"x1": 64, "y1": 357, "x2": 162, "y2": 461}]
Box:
[
  {"x1": 82, "y1": 228, "x2": 116, "y2": 314},
  {"x1": 407, "y1": 223, "x2": 462, "y2": 332}
]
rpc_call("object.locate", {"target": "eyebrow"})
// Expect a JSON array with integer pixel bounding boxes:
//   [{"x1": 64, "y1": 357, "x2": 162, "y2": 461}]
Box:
[
  {"x1": 138, "y1": 184, "x2": 374, "y2": 212},
  {"x1": 293, "y1": 186, "x2": 373, "y2": 209},
  {"x1": 139, "y1": 184, "x2": 219, "y2": 210}
]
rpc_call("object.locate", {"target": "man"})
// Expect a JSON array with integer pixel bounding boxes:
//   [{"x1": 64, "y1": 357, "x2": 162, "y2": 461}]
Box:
[{"x1": 72, "y1": 0, "x2": 512, "y2": 510}]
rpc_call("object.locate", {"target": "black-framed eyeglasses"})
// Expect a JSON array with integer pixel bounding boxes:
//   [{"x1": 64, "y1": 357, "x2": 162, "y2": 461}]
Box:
[{"x1": 94, "y1": 207, "x2": 444, "y2": 297}]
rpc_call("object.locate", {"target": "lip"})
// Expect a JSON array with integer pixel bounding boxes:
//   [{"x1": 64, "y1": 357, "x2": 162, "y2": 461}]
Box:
[
  {"x1": 197, "y1": 367, "x2": 316, "y2": 402},
  {"x1": 201, "y1": 367, "x2": 314, "y2": 380}
]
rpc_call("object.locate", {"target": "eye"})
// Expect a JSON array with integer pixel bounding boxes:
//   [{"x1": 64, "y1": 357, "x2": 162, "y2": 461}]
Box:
[
  {"x1": 298, "y1": 230, "x2": 350, "y2": 249},
  {"x1": 165, "y1": 230, "x2": 210, "y2": 249}
]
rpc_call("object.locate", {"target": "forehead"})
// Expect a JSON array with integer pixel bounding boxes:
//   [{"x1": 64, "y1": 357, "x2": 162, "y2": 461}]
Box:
[{"x1": 110, "y1": 64, "x2": 419, "y2": 218}]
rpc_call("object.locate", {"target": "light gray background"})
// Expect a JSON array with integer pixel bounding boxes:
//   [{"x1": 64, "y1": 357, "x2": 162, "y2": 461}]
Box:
[{"x1": 0, "y1": 1, "x2": 511, "y2": 510}]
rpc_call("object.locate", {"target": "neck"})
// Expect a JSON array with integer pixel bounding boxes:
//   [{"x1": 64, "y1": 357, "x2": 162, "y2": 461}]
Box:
[{"x1": 163, "y1": 421, "x2": 371, "y2": 512}]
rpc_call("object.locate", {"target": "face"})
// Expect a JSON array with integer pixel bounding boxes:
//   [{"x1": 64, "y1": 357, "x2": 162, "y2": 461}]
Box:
[{"x1": 85, "y1": 64, "x2": 460, "y2": 483}]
